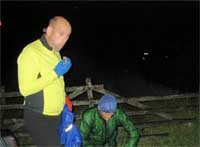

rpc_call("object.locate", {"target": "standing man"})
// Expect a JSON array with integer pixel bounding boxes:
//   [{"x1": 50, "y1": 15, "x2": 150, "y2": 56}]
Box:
[
  {"x1": 17, "y1": 16, "x2": 72, "y2": 146},
  {"x1": 80, "y1": 94, "x2": 140, "y2": 147}
]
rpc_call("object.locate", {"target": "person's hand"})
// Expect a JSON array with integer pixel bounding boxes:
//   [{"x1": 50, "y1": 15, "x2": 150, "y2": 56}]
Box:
[{"x1": 54, "y1": 57, "x2": 72, "y2": 77}]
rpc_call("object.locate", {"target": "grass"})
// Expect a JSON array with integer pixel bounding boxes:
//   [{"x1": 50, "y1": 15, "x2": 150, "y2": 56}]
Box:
[
  {"x1": 117, "y1": 121, "x2": 199, "y2": 147},
  {"x1": 116, "y1": 107, "x2": 199, "y2": 147}
]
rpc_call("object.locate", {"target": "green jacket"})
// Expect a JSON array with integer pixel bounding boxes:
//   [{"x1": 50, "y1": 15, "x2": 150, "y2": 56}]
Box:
[{"x1": 80, "y1": 107, "x2": 139, "y2": 147}]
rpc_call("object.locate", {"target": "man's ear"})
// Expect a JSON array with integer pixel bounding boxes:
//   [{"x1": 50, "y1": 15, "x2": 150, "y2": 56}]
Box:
[{"x1": 46, "y1": 26, "x2": 52, "y2": 36}]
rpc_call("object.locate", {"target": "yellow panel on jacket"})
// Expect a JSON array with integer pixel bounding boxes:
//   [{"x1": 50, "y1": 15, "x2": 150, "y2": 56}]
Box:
[{"x1": 17, "y1": 39, "x2": 66, "y2": 116}]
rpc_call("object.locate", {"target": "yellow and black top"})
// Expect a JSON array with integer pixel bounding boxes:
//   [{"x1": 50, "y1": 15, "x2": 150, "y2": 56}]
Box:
[{"x1": 17, "y1": 35, "x2": 66, "y2": 116}]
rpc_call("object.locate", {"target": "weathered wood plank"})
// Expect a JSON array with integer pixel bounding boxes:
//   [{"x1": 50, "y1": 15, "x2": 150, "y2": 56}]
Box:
[
  {"x1": 7, "y1": 122, "x2": 24, "y2": 132},
  {"x1": 1, "y1": 91, "x2": 22, "y2": 98},
  {"x1": 66, "y1": 84, "x2": 104, "y2": 92},
  {"x1": 85, "y1": 78, "x2": 94, "y2": 107},
  {"x1": 68, "y1": 89, "x2": 87, "y2": 99},
  {"x1": 150, "y1": 112, "x2": 173, "y2": 120},
  {"x1": 133, "y1": 93, "x2": 199, "y2": 102},
  {"x1": 136, "y1": 118, "x2": 197, "y2": 127},
  {"x1": 126, "y1": 98, "x2": 149, "y2": 109},
  {"x1": 85, "y1": 78, "x2": 93, "y2": 99},
  {"x1": 1, "y1": 104, "x2": 24, "y2": 110},
  {"x1": 1, "y1": 98, "x2": 198, "y2": 110},
  {"x1": 93, "y1": 88, "x2": 121, "y2": 97}
]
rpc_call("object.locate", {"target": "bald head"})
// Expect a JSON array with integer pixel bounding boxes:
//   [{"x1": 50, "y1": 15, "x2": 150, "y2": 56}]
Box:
[
  {"x1": 45, "y1": 16, "x2": 72, "y2": 51},
  {"x1": 48, "y1": 16, "x2": 71, "y2": 30}
]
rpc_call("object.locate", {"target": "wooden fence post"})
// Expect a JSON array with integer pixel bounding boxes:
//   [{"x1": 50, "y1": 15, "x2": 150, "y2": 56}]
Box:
[
  {"x1": 85, "y1": 78, "x2": 94, "y2": 107},
  {"x1": 0, "y1": 86, "x2": 5, "y2": 104},
  {"x1": 0, "y1": 86, "x2": 5, "y2": 128}
]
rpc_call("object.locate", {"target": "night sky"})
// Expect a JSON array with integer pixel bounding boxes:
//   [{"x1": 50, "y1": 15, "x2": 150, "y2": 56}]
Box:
[{"x1": 1, "y1": 1, "x2": 199, "y2": 96}]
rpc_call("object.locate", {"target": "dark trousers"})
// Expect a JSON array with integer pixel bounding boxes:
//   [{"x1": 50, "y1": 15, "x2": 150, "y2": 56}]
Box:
[{"x1": 24, "y1": 109, "x2": 61, "y2": 147}]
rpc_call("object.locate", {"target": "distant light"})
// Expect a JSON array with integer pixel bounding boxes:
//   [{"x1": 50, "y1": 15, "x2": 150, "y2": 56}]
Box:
[
  {"x1": 142, "y1": 56, "x2": 146, "y2": 60},
  {"x1": 144, "y1": 52, "x2": 149, "y2": 55},
  {"x1": 164, "y1": 55, "x2": 168, "y2": 59}
]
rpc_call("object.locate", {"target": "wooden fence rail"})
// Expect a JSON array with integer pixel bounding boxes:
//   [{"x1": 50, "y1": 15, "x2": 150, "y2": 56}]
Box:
[{"x1": 0, "y1": 78, "x2": 199, "y2": 131}]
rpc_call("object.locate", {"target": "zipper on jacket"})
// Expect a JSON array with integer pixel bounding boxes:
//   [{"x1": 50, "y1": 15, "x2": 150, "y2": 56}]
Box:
[{"x1": 103, "y1": 119, "x2": 108, "y2": 146}]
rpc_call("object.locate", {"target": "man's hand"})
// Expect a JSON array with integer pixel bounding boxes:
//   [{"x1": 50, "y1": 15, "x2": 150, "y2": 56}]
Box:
[{"x1": 54, "y1": 57, "x2": 72, "y2": 77}]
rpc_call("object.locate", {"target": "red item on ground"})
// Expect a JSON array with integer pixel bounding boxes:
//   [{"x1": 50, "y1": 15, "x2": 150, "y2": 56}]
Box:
[{"x1": 65, "y1": 96, "x2": 73, "y2": 111}]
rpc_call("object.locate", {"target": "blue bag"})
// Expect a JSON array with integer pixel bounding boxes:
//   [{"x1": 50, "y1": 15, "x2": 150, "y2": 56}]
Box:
[{"x1": 58, "y1": 105, "x2": 82, "y2": 147}]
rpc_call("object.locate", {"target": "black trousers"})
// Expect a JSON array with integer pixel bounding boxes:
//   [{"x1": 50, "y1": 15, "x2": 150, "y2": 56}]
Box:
[{"x1": 24, "y1": 109, "x2": 61, "y2": 147}]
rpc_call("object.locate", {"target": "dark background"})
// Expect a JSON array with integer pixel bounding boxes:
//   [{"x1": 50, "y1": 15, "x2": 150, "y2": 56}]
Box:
[{"x1": 1, "y1": 1, "x2": 199, "y2": 96}]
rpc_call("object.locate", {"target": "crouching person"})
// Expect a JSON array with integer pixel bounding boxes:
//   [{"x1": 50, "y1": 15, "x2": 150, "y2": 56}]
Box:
[
  {"x1": 80, "y1": 94, "x2": 140, "y2": 147},
  {"x1": 58, "y1": 96, "x2": 82, "y2": 147}
]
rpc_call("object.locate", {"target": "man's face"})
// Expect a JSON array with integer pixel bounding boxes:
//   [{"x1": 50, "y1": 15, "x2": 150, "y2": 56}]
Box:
[
  {"x1": 47, "y1": 22, "x2": 71, "y2": 51},
  {"x1": 100, "y1": 111, "x2": 114, "y2": 121}
]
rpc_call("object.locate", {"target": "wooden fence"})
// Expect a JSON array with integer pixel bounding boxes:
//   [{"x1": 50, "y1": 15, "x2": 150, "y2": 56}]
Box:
[{"x1": 0, "y1": 78, "x2": 199, "y2": 146}]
